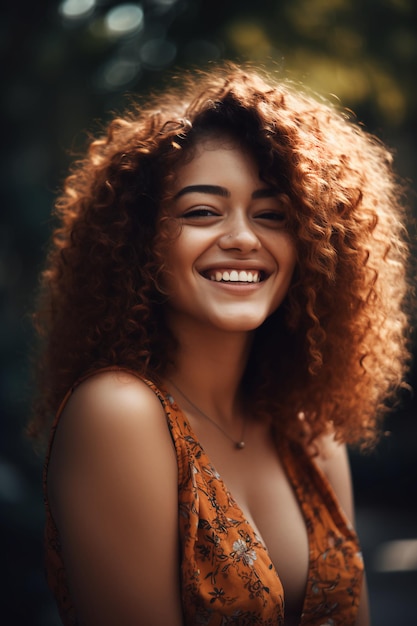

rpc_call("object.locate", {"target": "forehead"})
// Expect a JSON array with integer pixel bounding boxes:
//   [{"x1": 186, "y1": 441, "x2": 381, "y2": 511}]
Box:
[
  {"x1": 188, "y1": 133, "x2": 241, "y2": 153},
  {"x1": 175, "y1": 130, "x2": 253, "y2": 169},
  {"x1": 170, "y1": 137, "x2": 262, "y2": 188}
]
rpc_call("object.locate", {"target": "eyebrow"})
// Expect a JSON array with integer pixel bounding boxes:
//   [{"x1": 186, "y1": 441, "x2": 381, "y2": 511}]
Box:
[
  {"x1": 174, "y1": 184, "x2": 278, "y2": 199},
  {"x1": 174, "y1": 185, "x2": 230, "y2": 199}
]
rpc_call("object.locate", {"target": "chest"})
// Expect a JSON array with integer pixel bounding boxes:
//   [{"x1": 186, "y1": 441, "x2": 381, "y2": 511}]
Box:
[
  {"x1": 211, "y1": 438, "x2": 310, "y2": 619},
  {"x1": 186, "y1": 418, "x2": 310, "y2": 620},
  {"x1": 175, "y1": 411, "x2": 364, "y2": 626}
]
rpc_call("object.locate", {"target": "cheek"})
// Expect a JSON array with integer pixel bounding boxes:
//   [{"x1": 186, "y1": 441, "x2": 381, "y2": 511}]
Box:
[
  {"x1": 165, "y1": 228, "x2": 212, "y2": 270},
  {"x1": 274, "y1": 233, "x2": 297, "y2": 270},
  {"x1": 165, "y1": 238, "x2": 194, "y2": 275},
  {"x1": 158, "y1": 240, "x2": 197, "y2": 299}
]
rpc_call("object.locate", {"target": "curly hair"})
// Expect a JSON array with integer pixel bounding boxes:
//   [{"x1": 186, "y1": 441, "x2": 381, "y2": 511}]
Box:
[{"x1": 28, "y1": 62, "x2": 412, "y2": 448}]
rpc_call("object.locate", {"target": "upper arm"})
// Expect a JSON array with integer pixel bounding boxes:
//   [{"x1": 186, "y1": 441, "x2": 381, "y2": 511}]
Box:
[
  {"x1": 315, "y1": 436, "x2": 371, "y2": 625},
  {"x1": 48, "y1": 372, "x2": 183, "y2": 626}
]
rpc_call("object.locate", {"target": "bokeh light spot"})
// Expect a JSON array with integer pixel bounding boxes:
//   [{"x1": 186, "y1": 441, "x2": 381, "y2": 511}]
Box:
[
  {"x1": 140, "y1": 38, "x2": 177, "y2": 69},
  {"x1": 59, "y1": 0, "x2": 96, "y2": 20},
  {"x1": 105, "y1": 3, "x2": 144, "y2": 37},
  {"x1": 95, "y1": 58, "x2": 141, "y2": 91}
]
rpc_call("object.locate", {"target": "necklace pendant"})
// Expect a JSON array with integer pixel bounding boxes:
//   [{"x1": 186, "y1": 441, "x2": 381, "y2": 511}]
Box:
[{"x1": 168, "y1": 380, "x2": 247, "y2": 451}]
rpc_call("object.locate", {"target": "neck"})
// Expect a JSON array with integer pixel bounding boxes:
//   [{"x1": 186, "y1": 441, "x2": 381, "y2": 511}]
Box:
[{"x1": 164, "y1": 318, "x2": 253, "y2": 424}]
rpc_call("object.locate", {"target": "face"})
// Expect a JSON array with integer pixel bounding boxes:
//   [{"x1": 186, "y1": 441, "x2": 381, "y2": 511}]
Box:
[{"x1": 159, "y1": 137, "x2": 297, "y2": 335}]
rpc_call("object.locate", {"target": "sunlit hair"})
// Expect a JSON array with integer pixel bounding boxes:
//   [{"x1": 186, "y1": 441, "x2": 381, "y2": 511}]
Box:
[{"x1": 29, "y1": 62, "x2": 412, "y2": 448}]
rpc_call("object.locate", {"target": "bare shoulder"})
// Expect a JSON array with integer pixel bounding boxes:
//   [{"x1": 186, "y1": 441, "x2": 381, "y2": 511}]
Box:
[
  {"x1": 48, "y1": 370, "x2": 176, "y2": 514},
  {"x1": 313, "y1": 433, "x2": 355, "y2": 522},
  {"x1": 314, "y1": 432, "x2": 349, "y2": 466},
  {"x1": 60, "y1": 370, "x2": 166, "y2": 429},
  {"x1": 47, "y1": 371, "x2": 183, "y2": 624},
  {"x1": 52, "y1": 370, "x2": 168, "y2": 449}
]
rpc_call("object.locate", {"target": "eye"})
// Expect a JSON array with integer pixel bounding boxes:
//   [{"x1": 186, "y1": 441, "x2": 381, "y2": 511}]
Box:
[
  {"x1": 182, "y1": 207, "x2": 219, "y2": 218},
  {"x1": 256, "y1": 210, "x2": 287, "y2": 226}
]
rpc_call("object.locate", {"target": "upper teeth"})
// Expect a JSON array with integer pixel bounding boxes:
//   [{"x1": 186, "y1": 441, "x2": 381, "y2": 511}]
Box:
[{"x1": 209, "y1": 270, "x2": 261, "y2": 283}]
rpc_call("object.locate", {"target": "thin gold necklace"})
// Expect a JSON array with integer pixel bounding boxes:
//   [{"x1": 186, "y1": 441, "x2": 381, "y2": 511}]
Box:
[{"x1": 168, "y1": 379, "x2": 247, "y2": 450}]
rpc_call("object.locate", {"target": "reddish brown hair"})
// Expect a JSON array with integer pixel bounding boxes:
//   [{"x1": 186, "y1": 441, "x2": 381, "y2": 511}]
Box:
[{"x1": 29, "y1": 62, "x2": 412, "y2": 448}]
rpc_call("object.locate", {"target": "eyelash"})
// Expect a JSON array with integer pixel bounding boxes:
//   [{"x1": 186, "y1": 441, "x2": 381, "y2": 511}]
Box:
[
  {"x1": 182, "y1": 208, "x2": 218, "y2": 218},
  {"x1": 257, "y1": 211, "x2": 286, "y2": 221},
  {"x1": 180, "y1": 208, "x2": 287, "y2": 225}
]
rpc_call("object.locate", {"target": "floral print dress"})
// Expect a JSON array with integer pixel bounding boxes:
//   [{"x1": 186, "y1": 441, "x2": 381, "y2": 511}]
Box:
[{"x1": 43, "y1": 370, "x2": 364, "y2": 625}]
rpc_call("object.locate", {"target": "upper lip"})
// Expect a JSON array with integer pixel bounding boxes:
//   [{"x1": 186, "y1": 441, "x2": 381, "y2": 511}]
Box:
[{"x1": 199, "y1": 262, "x2": 270, "y2": 271}]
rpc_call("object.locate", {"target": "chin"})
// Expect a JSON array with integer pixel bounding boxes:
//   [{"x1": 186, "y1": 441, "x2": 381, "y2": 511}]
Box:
[{"x1": 211, "y1": 315, "x2": 269, "y2": 333}]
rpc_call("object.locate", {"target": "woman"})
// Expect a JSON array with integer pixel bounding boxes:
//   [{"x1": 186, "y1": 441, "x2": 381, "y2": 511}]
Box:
[{"x1": 29, "y1": 63, "x2": 411, "y2": 625}]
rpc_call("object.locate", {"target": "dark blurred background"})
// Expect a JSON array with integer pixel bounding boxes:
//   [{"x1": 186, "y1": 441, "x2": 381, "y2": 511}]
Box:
[{"x1": 1, "y1": 1, "x2": 416, "y2": 624}]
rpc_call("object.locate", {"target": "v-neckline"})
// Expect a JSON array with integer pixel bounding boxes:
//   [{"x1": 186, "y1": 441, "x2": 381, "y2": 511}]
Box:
[{"x1": 162, "y1": 387, "x2": 311, "y2": 625}]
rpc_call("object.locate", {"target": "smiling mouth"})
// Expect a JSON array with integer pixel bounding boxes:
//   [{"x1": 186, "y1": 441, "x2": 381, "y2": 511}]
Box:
[{"x1": 203, "y1": 269, "x2": 265, "y2": 284}]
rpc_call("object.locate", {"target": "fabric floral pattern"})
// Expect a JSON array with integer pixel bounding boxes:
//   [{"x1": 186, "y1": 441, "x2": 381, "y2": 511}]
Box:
[{"x1": 43, "y1": 369, "x2": 364, "y2": 626}]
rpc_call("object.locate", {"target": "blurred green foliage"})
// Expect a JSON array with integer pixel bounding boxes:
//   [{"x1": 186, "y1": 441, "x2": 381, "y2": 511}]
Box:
[{"x1": 1, "y1": 0, "x2": 416, "y2": 623}]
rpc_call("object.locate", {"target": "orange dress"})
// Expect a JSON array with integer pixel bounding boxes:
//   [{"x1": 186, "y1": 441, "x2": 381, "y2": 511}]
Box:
[{"x1": 44, "y1": 370, "x2": 364, "y2": 625}]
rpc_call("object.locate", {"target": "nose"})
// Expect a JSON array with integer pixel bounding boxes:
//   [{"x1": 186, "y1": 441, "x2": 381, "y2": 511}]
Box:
[{"x1": 218, "y1": 212, "x2": 261, "y2": 253}]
